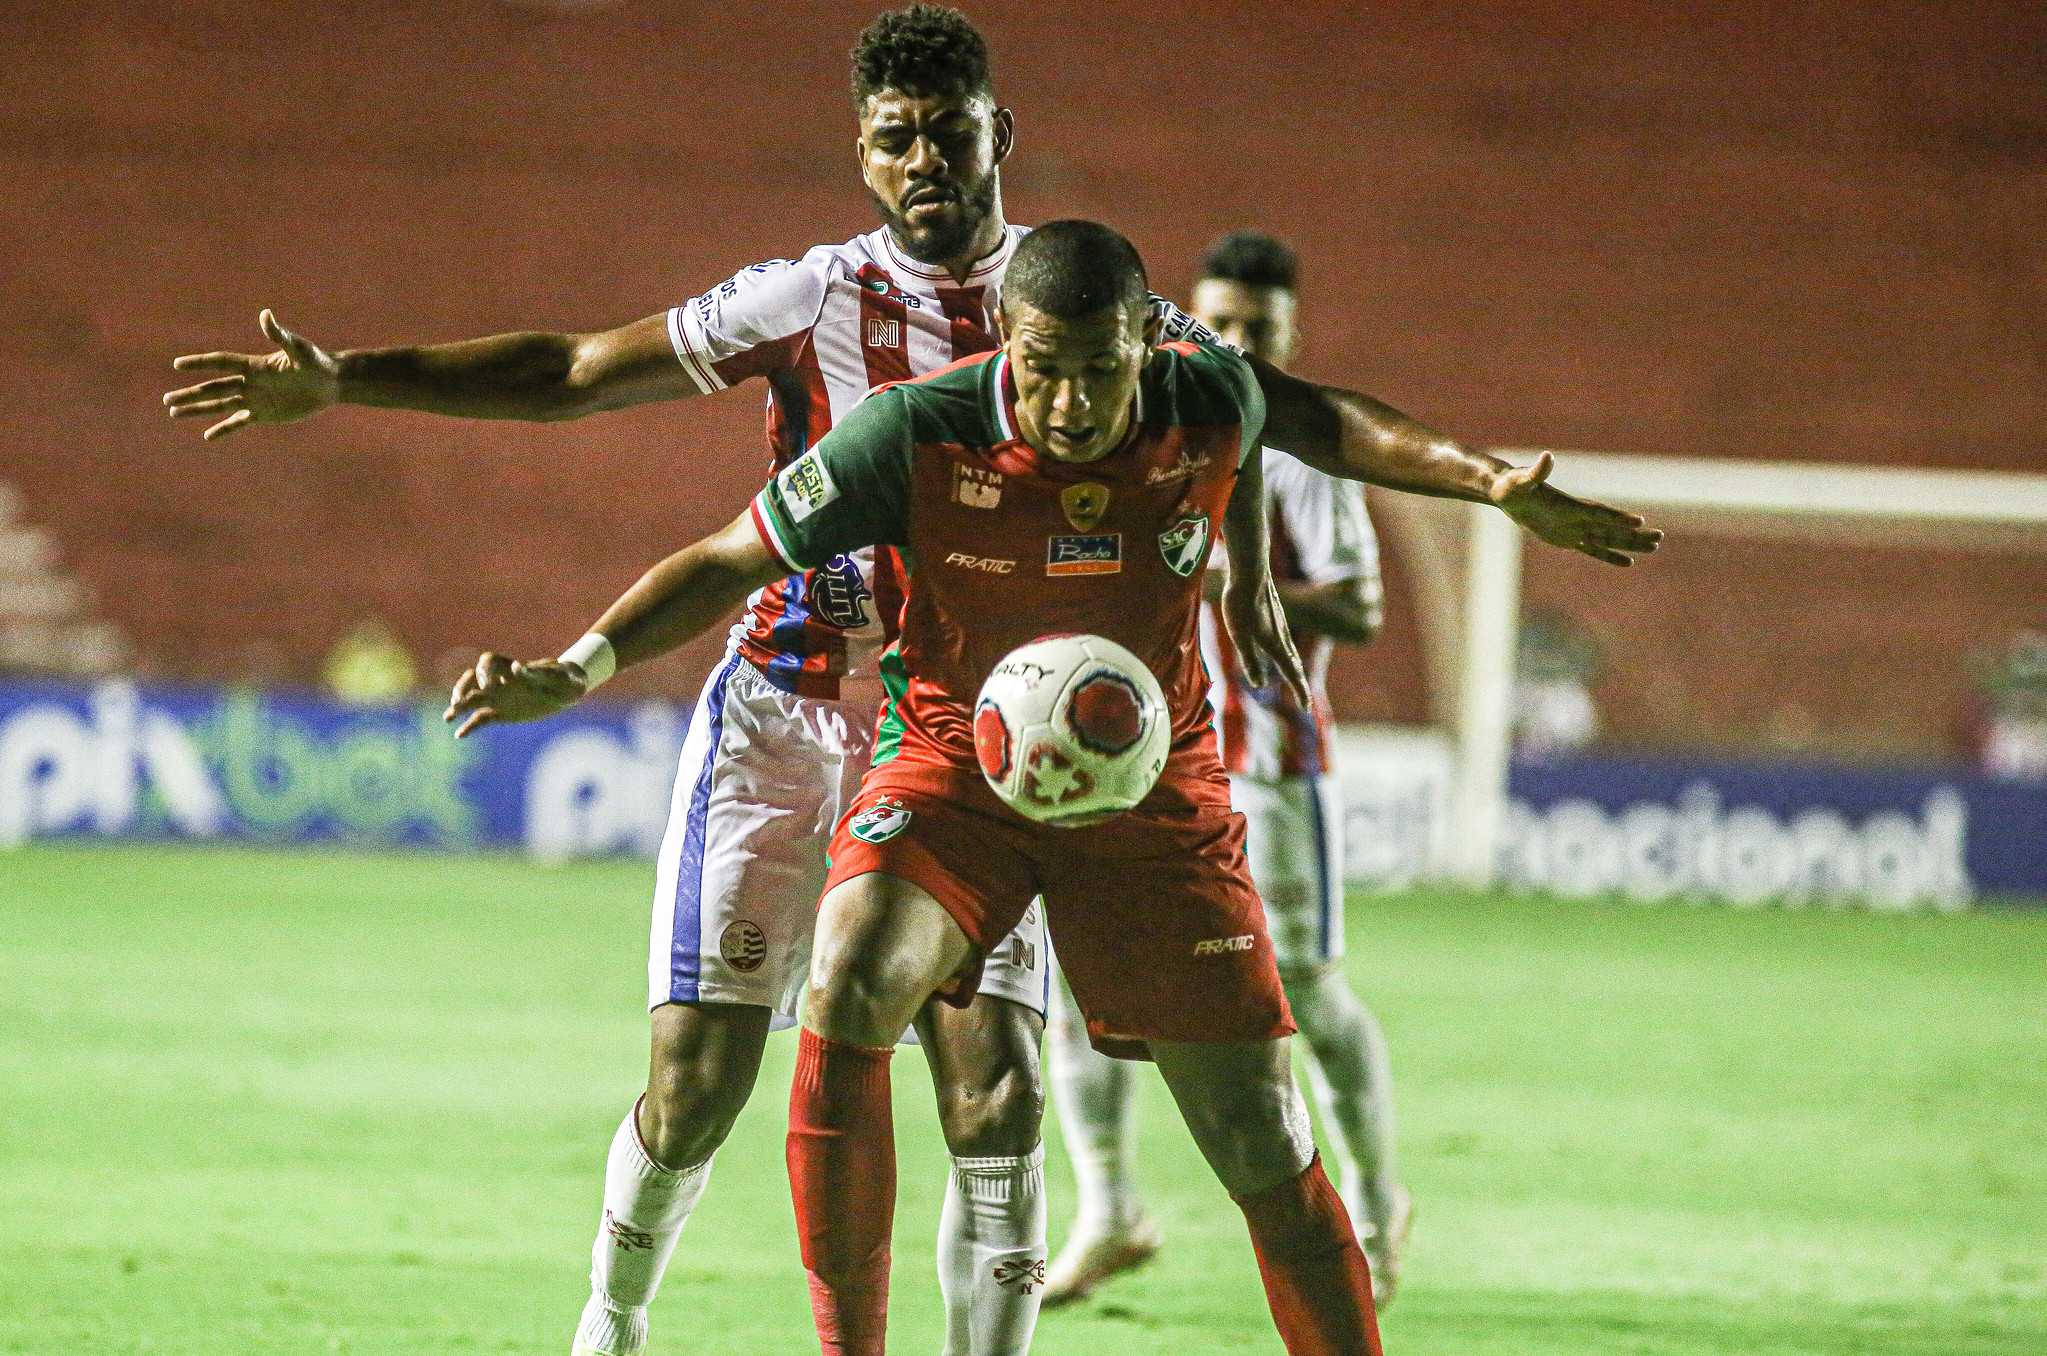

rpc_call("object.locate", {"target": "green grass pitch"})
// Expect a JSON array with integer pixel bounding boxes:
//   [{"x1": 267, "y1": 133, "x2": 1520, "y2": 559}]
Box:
[{"x1": 2, "y1": 843, "x2": 2042, "y2": 1354}]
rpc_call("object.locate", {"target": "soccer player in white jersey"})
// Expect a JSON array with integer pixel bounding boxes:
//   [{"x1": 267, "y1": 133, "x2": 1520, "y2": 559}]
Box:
[
  {"x1": 163, "y1": 14, "x2": 1093, "y2": 1356},
  {"x1": 1042, "y1": 232, "x2": 1414, "y2": 1310},
  {"x1": 164, "y1": 7, "x2": 1658, "y2": 1351}
]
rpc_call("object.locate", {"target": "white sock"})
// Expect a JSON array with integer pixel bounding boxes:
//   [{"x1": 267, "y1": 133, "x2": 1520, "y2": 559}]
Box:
[
  {"x1": 1047, "y1": 970, "x2": 1142, "y2": 1236},
  {"x1": 575, "y1": 1098, "x2": 714, "y2": 1354},
  {"x1": 938, "y1": 1142, "x2": 1047, "y2": 1356},
  {"x1": 1288, "y1": 968, "x2": 1400, "y2": 1232}
]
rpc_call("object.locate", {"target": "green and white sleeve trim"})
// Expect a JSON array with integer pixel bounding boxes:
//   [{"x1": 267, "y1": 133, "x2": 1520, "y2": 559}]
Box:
[{"x1": 749, "y1": 493, "x2": 804, "y2": 572}]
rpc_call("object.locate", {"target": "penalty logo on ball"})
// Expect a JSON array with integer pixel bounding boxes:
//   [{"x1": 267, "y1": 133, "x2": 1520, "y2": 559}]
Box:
[
  {"x1": 848, "y1": 795, "x2": 914, "y2": 844},
  {"x1": 1021, "y1": 745, "x2": 1095, "y2": 809}
]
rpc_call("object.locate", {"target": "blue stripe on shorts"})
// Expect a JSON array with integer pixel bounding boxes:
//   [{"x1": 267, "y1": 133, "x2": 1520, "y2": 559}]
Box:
[
  {"x1": 668, "y1": 652, "x2": 743, "y2": 1002},
  {"x1": 1305, "y1": 776, "x2": 1334, "y2": 960}
]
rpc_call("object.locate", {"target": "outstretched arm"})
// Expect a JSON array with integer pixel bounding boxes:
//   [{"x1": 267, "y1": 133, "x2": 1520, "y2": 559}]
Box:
[
  {"x1": 165, "y1": 309, "x2": 698, "y2": 440},
  {"x1": 443, "y1": 510, "x2": 783, "y2": 737},
  {"x1": 1250, "y1": 356, "x2": 1662, "y2": 567}
]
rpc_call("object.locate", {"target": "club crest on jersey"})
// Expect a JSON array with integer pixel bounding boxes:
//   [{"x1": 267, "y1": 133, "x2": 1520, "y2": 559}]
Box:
[
  {"x1": 953, "y1": 462, "x2": 1003, "y2": 509},
  {"x1": 849, "y1": 796, "x2": 913, "y2": 844},
  {"x1": 1046, "y1": 534, "x2": 1122, "y2": 577},
  {"x1": 865, "y1": 317, "x2": 901, "y2": 349},
  {"x1": 1061, "y1": 482, "x2": 1111, "y2": 531},
  {"x1": 805, "y1": 554, "x2": 874, "y2": 628},
  {"x1": 777, "y1": 451, "x2": 838, "y2": 524},
  {"x1": 1157, "y1": 513, "x2": 1211, "y2": 577}
]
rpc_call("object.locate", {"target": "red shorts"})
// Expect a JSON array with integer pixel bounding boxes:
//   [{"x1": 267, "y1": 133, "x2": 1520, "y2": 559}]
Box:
[{"x1": 824, "y1": 740, "x2": 1294, "y2": 1060}]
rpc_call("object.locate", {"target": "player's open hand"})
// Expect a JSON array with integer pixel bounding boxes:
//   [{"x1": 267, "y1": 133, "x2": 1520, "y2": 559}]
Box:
[
  {"x1": 444, "y1": 652, "x2": 587, "y2": 738},
  {"x1": 1221, "y1": 570, "x2": 1311, "y2": 707},
  {"x1": 164, "y1": 310, "x2": 341, "y2": 440},
  {"x1": 1491, "y1": 452, "x2": 1663, "y2": 566}
]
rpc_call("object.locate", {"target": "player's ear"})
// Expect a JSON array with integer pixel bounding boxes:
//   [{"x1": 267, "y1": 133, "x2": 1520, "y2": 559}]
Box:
[
  {"x1": 991, "y1": 105, "x2": 1016, "y2": 164},
  {"x1": 992, "y1": 301, "x2": 1011, "y2": 342}
]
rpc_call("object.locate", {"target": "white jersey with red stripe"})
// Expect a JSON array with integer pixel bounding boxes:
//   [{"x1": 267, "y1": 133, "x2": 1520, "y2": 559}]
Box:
[
  {"x1": 666, "y1": 224, "x2": 1220, "y2": 699},
  {"x1": 1199, "y1": 450, "x2": 1381, "y2": 780}
]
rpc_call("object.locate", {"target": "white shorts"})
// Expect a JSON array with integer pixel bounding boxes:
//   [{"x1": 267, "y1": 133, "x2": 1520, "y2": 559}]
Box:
[
  {"x1": 651, "y1": 652, "x2": 1048, "y2": 1023},
  {"x1": 1231, "y1": 773, "x2": 1345, "y2": 972}
]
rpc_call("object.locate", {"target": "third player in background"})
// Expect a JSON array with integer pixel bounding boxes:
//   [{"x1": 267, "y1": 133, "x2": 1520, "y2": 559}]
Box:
[{"x1": 1043, "y1": 231, "x2": 1414, "y2": 1309}]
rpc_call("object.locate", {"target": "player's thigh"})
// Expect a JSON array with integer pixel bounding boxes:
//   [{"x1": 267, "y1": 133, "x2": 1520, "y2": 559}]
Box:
[
  {"x1": 974, "y1": 897, "x2": 1050, "y2": 1030},
  {"x1": 650, "y1": 657, "x2": 865, "y2": 1019},
  {"x1": 915, "y1": 992, "x2": 1046, "y2": 1157},
  {"x1": 1233, "y1": 774, "x2": 1345, "y2": 970},
  {"x1": 1151, "y1": 1036, "x2": 1316, "y2": 1196},
  {"x1": 809, "y1": 870, "x2": 978, "y2": 1047},
  {"x1": 641, "y1": 1000, "x2": 775, "y2": 1166},
  {"x1": 1044, "y1": 805, "x2": 1291, "y2": 1059}
]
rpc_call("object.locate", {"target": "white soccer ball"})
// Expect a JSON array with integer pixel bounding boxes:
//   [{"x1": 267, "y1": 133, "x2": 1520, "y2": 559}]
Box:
[{"x1": 973, "y1": 634, "x2": 1171, "y2": 827}]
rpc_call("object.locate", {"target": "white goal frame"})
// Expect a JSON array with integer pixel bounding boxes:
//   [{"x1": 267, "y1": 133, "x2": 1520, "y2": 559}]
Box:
[{"x1": 1433, "y1": 454, "x2": 2047, "y2": 884}]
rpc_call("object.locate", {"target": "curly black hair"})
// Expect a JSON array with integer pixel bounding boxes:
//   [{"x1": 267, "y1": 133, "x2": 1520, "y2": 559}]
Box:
[
  {"x1": 1199, "y1": 230, "x2": 1299, "y2": 292},
  {"x1": 850, "y1": 4, "x2": 994, "y2": 107}
]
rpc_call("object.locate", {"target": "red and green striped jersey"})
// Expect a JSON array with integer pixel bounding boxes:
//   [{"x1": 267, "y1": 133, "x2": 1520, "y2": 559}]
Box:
[{"x1": 749, "y1": 339, "x2": 1264, "y2": 775}]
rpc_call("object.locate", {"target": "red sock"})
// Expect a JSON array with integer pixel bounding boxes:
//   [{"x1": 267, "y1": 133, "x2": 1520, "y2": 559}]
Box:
[
  {"x1": 787, "y1": 1027, "x2": 896, "y2": 1356},
  {"x1": 1235, "y1": 1156, "x2": 1384, "y2": 1356}
]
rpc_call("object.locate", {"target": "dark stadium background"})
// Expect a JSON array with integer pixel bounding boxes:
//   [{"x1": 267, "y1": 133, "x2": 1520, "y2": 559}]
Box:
[{"x1": 6, "y1": 0, "x2": 2043, "y2": 761}]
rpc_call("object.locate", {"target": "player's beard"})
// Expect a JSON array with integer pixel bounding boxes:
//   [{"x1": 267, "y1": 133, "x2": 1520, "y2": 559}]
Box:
[{"x1": 870, "y1": 176, "x2": 999, "y2": 266}]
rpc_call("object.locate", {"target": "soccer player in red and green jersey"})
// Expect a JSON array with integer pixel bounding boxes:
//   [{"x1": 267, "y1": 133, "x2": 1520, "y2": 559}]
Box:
[{"x1": 445, "y1": 220, "x2": 1656, "y2": 1354}]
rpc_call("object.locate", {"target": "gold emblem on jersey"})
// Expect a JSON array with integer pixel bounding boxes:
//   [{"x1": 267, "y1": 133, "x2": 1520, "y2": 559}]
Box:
[{"x1": 1061, "y1": 482, "x2": 1111, "y2": 531}]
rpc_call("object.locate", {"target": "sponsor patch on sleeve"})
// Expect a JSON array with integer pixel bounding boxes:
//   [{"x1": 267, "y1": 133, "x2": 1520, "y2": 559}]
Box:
[{"x1": 776, "y1": 450, "x2": 839, "y2": 524}]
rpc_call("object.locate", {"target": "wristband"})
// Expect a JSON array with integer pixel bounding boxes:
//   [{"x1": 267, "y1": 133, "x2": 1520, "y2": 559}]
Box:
[{"x1": 558, "y1": 633, "x2": 616, "y2": 691}]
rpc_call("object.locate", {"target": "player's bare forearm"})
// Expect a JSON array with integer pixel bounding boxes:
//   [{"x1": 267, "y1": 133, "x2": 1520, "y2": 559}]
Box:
[
  {"x1": 1220, "y1": 454, "x2": 1310, "y2": 703},
  {"x1": 337, "y1": 314, "x2": 694, "y2": 422},
  {"x1": 590, "y1": 514, "x2": 787, "y2": 671},
  {"x1": 167, "y1": 310, "x2": 696, "y2": 440},
  {"x1": 1277, "y1": 578, "x2": 1380, "y2": 646},
  {"x1": 1222, "y1": 448, "x2": 1272, "y2": 590},
  {"x1": 444, "y1": 512, "x2": 782, "y2": 737},
  {"x1": 1251, "y1": 357, "x2": 1503, "y2": 501},
  {"x1": 1250, "y1": 358, "x2": 1662, "y2": 566}
]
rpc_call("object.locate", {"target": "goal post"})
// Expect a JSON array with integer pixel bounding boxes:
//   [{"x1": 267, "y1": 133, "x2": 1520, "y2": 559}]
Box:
[{"x1": 1430, "y1": 454, "x2": 2047, "y2": 886}]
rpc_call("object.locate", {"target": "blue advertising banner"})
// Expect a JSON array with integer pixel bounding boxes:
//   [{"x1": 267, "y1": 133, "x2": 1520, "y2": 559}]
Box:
[
  {"x1": 1502, "y1": 753, "x2": 2047, "y2": 908},
  {"x1": 0, "y1": 680, "x2": 684, "y2": 861},
  {"x1": 9, "y1": 681, "x2": 2043, "y2": 909}
]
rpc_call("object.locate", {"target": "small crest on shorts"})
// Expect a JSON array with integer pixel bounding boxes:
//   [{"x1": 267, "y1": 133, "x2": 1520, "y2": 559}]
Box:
[
  {"x1": 720, "y1": 919, "x2": 768, "y2": 973},
  {"x1": 849, "y1": 795, "x2": 913, "y2": 844},
  {"x1": 1061, "y1": 482, "x2": 1111, "y2": 531}
]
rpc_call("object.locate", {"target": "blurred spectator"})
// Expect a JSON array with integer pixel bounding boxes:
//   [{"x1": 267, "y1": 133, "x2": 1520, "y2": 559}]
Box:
[
  {"x1": 1514, "y1": 610, "x2": 1601, "y2": 756},
  {"x1": 1973, "y1": 631, "x2": 2047, "y2": 782},
  {"x1": 323, "y1": 618, "x2": 420, "y2": 706}
]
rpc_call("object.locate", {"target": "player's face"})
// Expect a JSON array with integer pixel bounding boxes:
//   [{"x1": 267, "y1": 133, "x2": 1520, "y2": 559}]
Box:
[
  {"x1": 1001, "y1": 299, "x2": 1150, "y2": 465},
  {"x1": 858, "y1": 89, "x2": 1013, "y2": 266},
  {"x1": 1190, "y1": 279, "x2": 1299, "y2": 369}
]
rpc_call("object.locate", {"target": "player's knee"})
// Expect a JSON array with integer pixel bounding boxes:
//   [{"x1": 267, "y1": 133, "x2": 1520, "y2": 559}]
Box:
[
  {"x1": 1280, "y1": 962, "x2": 1354, "y2": 1045},
  {"x1": 805, "y1": 951, "x2": 904, "y2": 1046},
  {"x1": 641, "y1": 1054, "x2": 754, "y2": 1170},
  {"x1": 936, "y1": 1055, "x2": 1045, "y2": 1158},
  {"x1": 1178, "y1": 1066, "x2": 1315, "y2": 1195},
  {"x1": 641, "y1": 1011, "x2": 768, "y2": 1169}
]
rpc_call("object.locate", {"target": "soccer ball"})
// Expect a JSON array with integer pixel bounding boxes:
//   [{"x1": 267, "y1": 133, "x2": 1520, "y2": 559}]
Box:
[{"x1": 973, "y1": 634, "x2": 1171, "y2": 827}]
